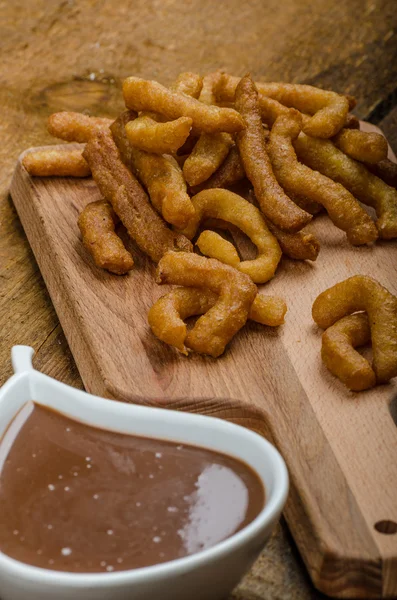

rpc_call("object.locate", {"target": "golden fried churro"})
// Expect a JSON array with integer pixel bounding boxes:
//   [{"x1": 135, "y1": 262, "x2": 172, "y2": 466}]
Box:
[
  {"x1": 268, "y1": 110, "x2": 378, "y2": 245},
  {"x1": 219, "y1": 75, "x2": 349, "y2": 138},
  {"x1": 83, "y1": 129, "x2": 191, "y2": 263},
  {"x1": 48, "y1": 112, "x2": 112, "y2": 143},
  {"x1": 264, "y1": 219, "x2": 320, "y2": 261},
  {"x1": 312, "y1": 275, "x2": 397, "y2": 383},
  {"x1": 125, "y1": 115, "x2": 193, "y2": 154},
  {"x1": 78, "y1": 200, "x2": 134, "y2": 274},
  {"x1": 183, "y1": 132, "x2": 234, "y2": 186},
  {"x1": 123, "y1": 77, "x2": 245, "y2": 134},
  {"x1": 196, "y1": 230, "x2": 240, "y2": 268},
  {"x1": 148, "y1": 287, "x2": 286, "y2": 354},
  {"x1": 183, "y1": 72, "x2": 234, "y2": 186},
  {"x1": 366, "y1": 159, "x2": 397, "y2": 189},
  {"x1": 200, "y1": 145, "x2": 245, "y2": 190},
  {"x1": 321, "y1": 314, "x2": 376, "y2": 391},
  {"x1": 22, "y1": 148, "x2": 90, "y2": 177},
  {"x1": 170, "y1": 72, "x2": 203, "y2": 98},
  {"x1": 294, "y1": 134, "x2": 397, "y2": 239},
  {"x1": 181, "y1": 189, "x2": 282, "y2": 283},
  {"x1": 250, "y1": 293, "x2": 287, "y2": 326},
  {"x1": 333, "y1": 129, "x2": 388, "y2": 164},
  {"x1": 156, "y1": 252, "x2": 257, "y2": 357},
  {"x1": 235, "y1": 75, "x2": 311, "y2": 233},
  {"x1": 111, "y1": 111, "x2": 195, "y2": 229}
]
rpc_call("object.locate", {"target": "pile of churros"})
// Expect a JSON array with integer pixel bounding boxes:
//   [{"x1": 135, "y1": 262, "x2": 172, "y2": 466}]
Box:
[{"x1": 22, "y1": 71, "x2": 397, "y2": 390}]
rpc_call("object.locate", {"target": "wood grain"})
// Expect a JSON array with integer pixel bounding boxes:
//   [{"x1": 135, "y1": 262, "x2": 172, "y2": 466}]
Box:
[{"x1": 10, "y1": 143, "x2": 397, "y2": 598}]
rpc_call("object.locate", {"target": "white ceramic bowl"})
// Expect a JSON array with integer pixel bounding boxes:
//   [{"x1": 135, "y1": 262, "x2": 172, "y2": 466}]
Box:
[{"x1": 0, "y1": 346, "x2": 289, "y2": 600}]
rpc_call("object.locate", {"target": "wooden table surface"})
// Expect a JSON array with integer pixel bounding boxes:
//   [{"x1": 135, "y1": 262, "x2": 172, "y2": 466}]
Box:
[{"x1": 1, "y1": 1, "x2": 397, "y2": 598}]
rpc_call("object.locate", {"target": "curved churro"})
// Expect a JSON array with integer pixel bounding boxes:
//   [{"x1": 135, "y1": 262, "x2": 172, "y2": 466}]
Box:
[
  {"x1": 170, "y1": 72, "x2": 203, "y2": 98},
  {"x1": 184, "y1": 132, "x2": 234, "y2": 186},
  {"x1": 294, "y1": 134, "x2": 397, "y2": 239},
  {"x1": 200, "y1": 145, "x2": 245, "y2": 190},
  {"x1": 111, "y1": 111, "x2": 195, "y2": 229},
  {"x1": 148, "y1": 287, "x2": 287, "y2": 354},
  {"x1": 268, "y1": 110, "x2": 378, "y2": 245},
  {"x1": 156, "y1": 252, "x2": 257, "y2": 357},
  {"x1": 333, "y1": 129, "x2": 388, "y2": 164},
  {"x1": 183, "y1": 72, "x2": 234, "y2": 186},
  {"x1": 181, "y1": 189, "x2": 282, "y2": 283},
  {"x1": 219, "y1": 75, "x2": 349, "y2": 138},
  {"x1": 321, "y1": 314, "x2": 376, "y2": 391},
  {"x1": 48, "y1": 112, "x2": 112, "y2": 143},
  {"x1": 264, "y1": 219, "x2": 320, "y2": 261},
  {"x1": 235, "y1": 75, "x2": 311, "y2": 233},
  {"x1": 312, "y1": 275, "x2": 397, "y2": 383},
  {"x1": 196, "y1": 230, "x2": 240, "y2": 268},
  {"x1": 123, "y1": 77, "x2": 245, "y2": 134},
  {"x1": 78, "y1": 200, "x2": 134, "y2": 274},
  {"x1": 125, "y1": 115, "x2": 193, "y2": 154},
  {"x1": 22, "y1": 148, "x2": 90, "y2": 177},
  {"x1": 83, "y1": 129, "x2": 192, "y2": 263}
]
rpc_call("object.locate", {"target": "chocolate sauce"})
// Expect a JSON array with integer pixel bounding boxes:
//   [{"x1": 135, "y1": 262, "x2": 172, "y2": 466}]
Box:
[{"x1": 0, "y1": 403, "x2": 264, "y2": 573}]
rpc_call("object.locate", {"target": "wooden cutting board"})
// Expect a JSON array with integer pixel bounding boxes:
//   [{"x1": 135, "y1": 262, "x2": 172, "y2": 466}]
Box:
[{"x1": 10, "y1": 133, "x2": 397, "y2": 599}]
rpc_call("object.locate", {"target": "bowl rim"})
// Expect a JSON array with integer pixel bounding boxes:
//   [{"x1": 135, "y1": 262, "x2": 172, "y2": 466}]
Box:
[{"x1": 0, "y1": 346, "x2": 289, "y2": 586}]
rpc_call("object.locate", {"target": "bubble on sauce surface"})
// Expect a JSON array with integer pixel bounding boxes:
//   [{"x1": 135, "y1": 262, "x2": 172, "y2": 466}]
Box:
[
  {"x1": 48, "y1": 484, "x2": 55, "y2": 491},
  {"x1": 61, "y1": 547, "x2": 72, "y2": 556},
  {"x1": 153, "y1": 536, "x2": 162, "y2": 543}
]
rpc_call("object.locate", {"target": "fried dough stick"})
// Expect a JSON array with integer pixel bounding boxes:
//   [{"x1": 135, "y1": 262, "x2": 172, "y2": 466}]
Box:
[
  {"x1": 22, "y1": 148, "x2": 90, "y2": 177},
  {"x1": 48, "y1": 112, "x2": 112, "y2": 142},
  {"x1": 82, "y1": 129, "x2": 191, "y2": 263},
  {"x1": 148, "y1": 287, "x2": 287, "y2": 354},
  {"x1": 199, "y1": 196, "x2": 320, "y2": 262},
  {"x1": 199, "y1": 146, "x2": 245, "y2": 190},
  {"x1": 183, "y1": 72, "x2": 234, "y2": 186},
  {"x1": 312, "y1": 275, "x2": 397, "y2": 383},
  {"x1": 264, "y1": 219, "x2": 320, "y2": 261},
  {"x1": 123, "y1": 72, "x2": 202, "y2": 155},
  {"x1": 333, "y1": 129, "x2": 388, "y2": 164},
  {"x1": 181, "y1": 189, "x2": 282, "y2": 284},
  {"x1": 321, "y1": 314, "x2": 376, "y2": 391},
  {"x1": 78, "y1": 200, "x2": 134, "y2": 274},
  {"x1": 169, "y1": 72, "x2": 203, "y2": 97},
  {"x1": 196, "y1": 231, "x2": 240, "y2": 268},
  {"x1": 122, "y1": 77, "x2": 245, "y2": 134},
  {"x1": 219, "y1": 75, "x2": 349, "y2": 138},
  {"x1": 156, "y1": 252, "x2": 257, "y2": 357},
  {"x1": 259, "y1": 95, "x2": 358, "y2": 134},
  {"x1": 235, "y1": 75, "x2": 311, "y2": 233},
  {"x1": 111, "y1": 111, "x2": 195, "y2": 230},
  {"x1": 125, "y1": 116, "x2": 193, "y2": 154},
  {"x1": 268, "y1": 111, "x2": 378, "y2": 245},
  {"x1": 294, "y1": 134, "x2": 397, "y2": 239}
]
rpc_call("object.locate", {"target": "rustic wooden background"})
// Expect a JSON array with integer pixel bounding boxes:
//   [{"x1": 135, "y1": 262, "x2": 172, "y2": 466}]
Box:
[{"x1": 1, "y1": 1, "x2": 397, "y2": 598}]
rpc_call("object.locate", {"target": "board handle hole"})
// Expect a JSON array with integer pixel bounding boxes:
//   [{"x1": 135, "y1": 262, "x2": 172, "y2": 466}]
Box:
[{"x1": 374, "y1": 520, "x2": 397, "y2": 535}]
